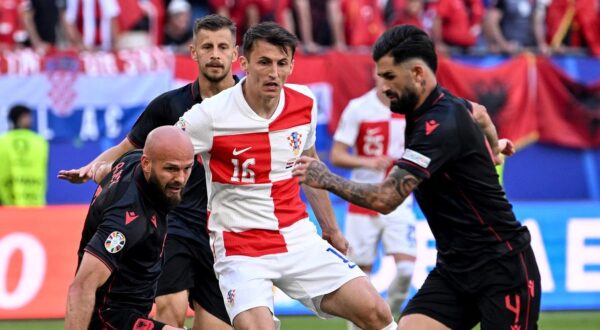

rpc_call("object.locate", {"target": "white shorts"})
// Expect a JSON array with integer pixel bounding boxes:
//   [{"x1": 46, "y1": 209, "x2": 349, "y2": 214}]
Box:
[
  {"x1": 345, "y1": 206, "x2": 417, "y2": 265},
  {"x1": 213, "y1": 219, "x2": 366, "y2": 321}
]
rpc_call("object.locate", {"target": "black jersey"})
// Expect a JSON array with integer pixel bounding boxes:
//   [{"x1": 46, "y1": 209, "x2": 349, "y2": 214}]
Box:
[
  {"x1": 76, "y1": 150, "x2": 169, "y2": 321},
  {"x1": 127, "y1": 78, "x2": 237, "y2": 241},
  {"x1": 396, "y1": 86, "x2": 530, "y2": 273}
]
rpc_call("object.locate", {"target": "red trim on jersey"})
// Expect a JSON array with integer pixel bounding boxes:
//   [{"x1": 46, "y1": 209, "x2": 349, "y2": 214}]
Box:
[
  {"x1": 211, "y1": 132, "x2": 272, "y2": 184},
  {"x1": 444, "y1": 173, "x2": 513, "y2": 251},
  {"x1": 223, "y1": 229, "x2": 288, "y2": 257},
  {"x1": 348, "y1": 203, "x2": 379, "y2": 216},
  {"x1": 432, "y1": 92, "x2": 445, "y2": 106},
  {"x1": 126, "y1": 134, "x2": 142, "y2": 148},
  {"x1": 271, "y1": 178, "x2": 308, "y2": 228},
  {"x1": 396, "y1": 159, "x2": 431, "y2": 178},
  {"x1": 391, "y1": 113, "x2": 405, "y2": 119},
  {"x1": 269, "y1": 87, "x2": 313, "y2": 131},
  {"x1": 97, "y1": 276, "x2": 118, "y2": 330},
  {"x1": 519, "y1": 252, "x2": 532, "y2": 330},
  {"x1": 84, "y1": 248, "x2": 115, "y2": 272}
]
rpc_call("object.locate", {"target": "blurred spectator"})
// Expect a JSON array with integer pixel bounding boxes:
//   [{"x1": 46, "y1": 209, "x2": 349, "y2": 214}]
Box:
[
  {"x1": 385, "y1": 0, "x2": 428, "y2": 30},
  {"x1": 274, "y1": 0, "x2": 294, "y2": 33},
  {"x1": 340, "y1": 0, "x2": 385, "y2": 48},
  {"x1": 0, "y1": 105, "x2": 48, "y2": 206},
  {"x1": 20, "y1": 0, "x2": 69, "y2": 53},
  {"x1": 210, "y1": 0, "x2": 284, "y2": 40},
  {"x1": 0, "y1": 0, "x2": 27, "y2": 50},
  {"x1": 294, "y1": 0, "x2": 345, "y2": 53},
  {"x1": 546, "y1": 0, "x2": 600, "y2": 57},
  {"x1": 163, "y1": 0, "x2": 193, "y2": 51},
  {"x1": 484, "y1": 0, "x2": 549, "y2": 55},
  {"x1": 431, "y1": 0, "x2": 485, "y2": 52},
  {"x1": 116, "y1": 0, "x2": 165, "y2": 48},
  {"x1": 64, "y1": 0, "x2": 121, "y2": 51}
]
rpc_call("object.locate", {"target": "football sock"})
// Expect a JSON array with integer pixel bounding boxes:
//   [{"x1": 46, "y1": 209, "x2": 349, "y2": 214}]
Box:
[{"x1": 387, "y1": 261, "x2": 414, "y2": 315}]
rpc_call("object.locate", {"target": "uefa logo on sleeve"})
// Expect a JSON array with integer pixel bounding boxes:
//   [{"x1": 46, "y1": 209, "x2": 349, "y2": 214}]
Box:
[{"x1": 104, "y1": 231, "x2": 126, "y2": 253}]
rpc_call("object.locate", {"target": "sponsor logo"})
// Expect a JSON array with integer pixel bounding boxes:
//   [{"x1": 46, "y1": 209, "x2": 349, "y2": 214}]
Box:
[
  {"x1": 125, "y1": 211, "x2": 139, "y2": 225},
  {"x1": 104, "y1": 231, "x2": 126, "y2": 253},
  {"x1": 287, "y1": 131, "x2": 303, "y2": 156},
  {"x1": 425, "y1": 120, "x2": 440, "y2": 136},
  {"x1": 233, "y1": 146, "x2": 252, "y2": 156},
  {"x1": 402, "y1": 149, "x2": 431, "y2": 168},
  {"x1": 366, "y1": 127, "x2": 381, "y2": 135}
]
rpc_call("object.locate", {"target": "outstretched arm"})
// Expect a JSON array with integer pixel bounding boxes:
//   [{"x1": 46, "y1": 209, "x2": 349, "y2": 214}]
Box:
[
  {"x1": 65, "y1": 253, "x2": 111, "y2": 330},
  {"x1": 58, "y1": 137, "x2": 136, "y2": 183},
  {"x1": 300, "y1": 147, "x2": 349, "y2": 254},
  {"x1": 294, "y1": 156, "x2": 421, "y2": 215},
  {"x1": 470, "y1": 102, "x2": 515, "y2": 164}
]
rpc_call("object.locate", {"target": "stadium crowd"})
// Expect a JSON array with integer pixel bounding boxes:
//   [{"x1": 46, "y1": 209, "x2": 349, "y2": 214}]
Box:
[{"x1": 0, "y1": 0, "x2": 599, "y2": 56}]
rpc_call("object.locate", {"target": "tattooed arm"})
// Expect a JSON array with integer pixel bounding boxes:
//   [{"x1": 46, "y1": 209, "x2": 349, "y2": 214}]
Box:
[
  {"x1": 293, "y1": 156, "x2": 422, "y2": 214},
  {"x1": 300, "y1": 148, "x2": 349, "y2": 254}
]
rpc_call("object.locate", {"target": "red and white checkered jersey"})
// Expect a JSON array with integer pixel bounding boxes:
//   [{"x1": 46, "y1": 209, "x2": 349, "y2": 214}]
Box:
[
  {"x1": 178, "y1": 80, "x2": 317, "y2": 257},
  {"x1": 334, "y1": 88, "x2": 413, "y2": 215}
]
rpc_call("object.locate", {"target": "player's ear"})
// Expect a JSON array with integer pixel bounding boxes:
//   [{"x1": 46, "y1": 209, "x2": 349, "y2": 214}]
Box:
[
  {"x1": 289, "y1": 58, "x2": 294, "y2": 75},
  {"x1": 141, "y1": 155, "x2": 151, "y2": 174},
  {"x1": 232, "y1": 45, "x2": 239, "y2": 62},
  {"x1": 240, "y1": 55, "x2": 248, "y2": 74},
  {"x1": 190, "y1": 43, "x2": 198, "y2": 62}
]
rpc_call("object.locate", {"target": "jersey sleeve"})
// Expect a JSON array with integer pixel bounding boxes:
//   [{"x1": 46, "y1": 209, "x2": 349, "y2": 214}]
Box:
[
  {"x1": 304, "y1": 87, "x2": 318, "y2": 150},
  {"x1": 395, "y1": 112, "x2": 460, "y2": 179},
  {"x1": 177, "y1": 103, "x2": 213, "y2": 154},
  {"x1": 128, "y1": 96, "x2": 167, "y2": 148},
  {"x1": 83, "y1": 208, "x2": 143, "y2": 271},
  {"x1": 333, "y1": 100, "x2": 360, "y2": 146}
]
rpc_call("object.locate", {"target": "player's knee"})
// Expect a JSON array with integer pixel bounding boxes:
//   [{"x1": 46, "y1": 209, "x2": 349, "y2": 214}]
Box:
[
  {"x1": 155, "y1": 297, "x2": 187, "y2": 327},
  {"x1": 355, "y1": 296, "x2": 393, "y2": 329}
]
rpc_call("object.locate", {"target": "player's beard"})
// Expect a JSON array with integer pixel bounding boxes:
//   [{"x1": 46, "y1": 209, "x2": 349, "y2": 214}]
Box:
[
  {"x1": 148, "y1": 172, "x2": 184, "y2": 208},
  {"x1": 387, "y1": 87, "x2": 419, "y2": 115},
  {"x1": 202, "y1": 63, "x2": 229, "y2": 83}
]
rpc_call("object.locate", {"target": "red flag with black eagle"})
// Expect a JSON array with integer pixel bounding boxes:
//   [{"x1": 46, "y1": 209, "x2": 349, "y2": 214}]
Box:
[
  {"x1": 436, "y1": 54, "x2": 539, "y2": 147},
  {"x1": 535, "y1": 56, "x2": 600, "y2": 148}
]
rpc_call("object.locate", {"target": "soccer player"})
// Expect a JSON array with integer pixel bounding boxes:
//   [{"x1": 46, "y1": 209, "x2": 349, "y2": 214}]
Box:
[
  {"x1": 65, "y1": 126, "x2": 194, "y2": 330},
  {"x1": 293, "y1": 25, "x2": 540, "y2": 330},
  {"x1": 176, "y1": 22, "x2": 396, "y2": 330},
  {"x1": 58, "y1": 14, "x2": 237, "y2": 329},
  {"x1": 331, "y1": 75, "x2": 417, "y2": 321}
]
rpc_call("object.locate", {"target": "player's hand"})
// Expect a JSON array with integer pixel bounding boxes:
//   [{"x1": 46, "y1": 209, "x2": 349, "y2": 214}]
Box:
[
  {"x1": 366, "y1": 156, "x2": 393, "y2": 171},
  {"x1": 493, "y1": 139, "x2": 515, "y2": 165},
  {"x1": 292, "y1": 156, "x2": 331, "y2": 189},
  {"x1": 498, "y1": 138, "x2": 515, "y2": 156},
  {"x1": 323, "y1": 229, "x2": 349, "y2": 255},
  {"x1": 57, "y1": 162, "x2": 100, "y2": 184}
]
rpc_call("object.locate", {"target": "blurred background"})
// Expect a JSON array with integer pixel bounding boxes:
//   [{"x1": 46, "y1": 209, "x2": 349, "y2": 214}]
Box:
[{"x1": 0, "y1": 0, "x2": 599, "y2": 327}]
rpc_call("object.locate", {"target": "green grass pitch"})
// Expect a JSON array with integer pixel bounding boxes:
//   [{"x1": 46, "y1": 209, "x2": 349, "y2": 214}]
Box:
[{"x1": 0, "y1": 312, "x2": 599, "y2": 329}]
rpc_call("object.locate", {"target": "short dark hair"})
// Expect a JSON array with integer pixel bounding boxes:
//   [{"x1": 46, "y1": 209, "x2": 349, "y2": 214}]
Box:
[
  {"x1": 193, "y1": 14, "x2": 236, "y2": 41},
  {"x1": 242, "y1": 21, "x2": 298, "y2": 58},
  {"x1": 372, "y1": 25, "x2": 437, "y2": 73},
  {"x1": 8, "y1": 105, "x2": 31, "y2": 128}
]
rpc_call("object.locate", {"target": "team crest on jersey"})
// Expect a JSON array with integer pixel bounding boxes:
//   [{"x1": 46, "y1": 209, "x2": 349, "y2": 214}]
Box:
[
  {"x1": 104, "y1": 231, "x2": 126, "y2": 253},
  {"x1": 176, "y1": 117, "x2": 186, "y2": 131},
  {"x1": 287, "y1": 131, "x2": 303, "y2": 156},
  {"x1": 226, "y1": 289, "x2": 236, "y2": 306}
]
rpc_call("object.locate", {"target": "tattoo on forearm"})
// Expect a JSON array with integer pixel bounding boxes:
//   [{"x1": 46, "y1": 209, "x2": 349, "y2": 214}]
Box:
[{"x1": 308, "y1": 162, "x2": 420, "y2": 213}]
